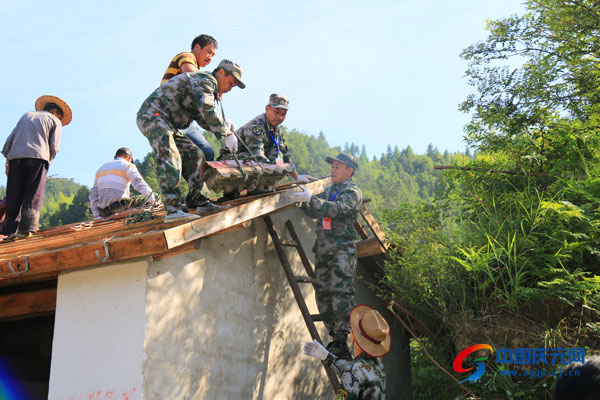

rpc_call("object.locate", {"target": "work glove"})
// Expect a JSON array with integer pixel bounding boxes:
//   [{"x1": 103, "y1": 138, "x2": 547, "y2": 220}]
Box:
[
  {"x1": 224, "y1": 118, "x2": 237, "y2": 133},
  {"x1": 303, "y1": 340, "x2": 329, "y2": 361},
  {"x1": 290, "y1": 185, "x2": 312, "y2": 203},
  {"x1": 296, "y1": 174, "x2": 316, "y2": 184},
  {"x1": 225, "y1": 134, "x2": 238, "y2": 152}
]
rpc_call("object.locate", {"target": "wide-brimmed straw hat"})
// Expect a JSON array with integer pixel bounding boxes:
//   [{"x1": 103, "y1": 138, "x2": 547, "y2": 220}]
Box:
[
  {"x1": 350, "y1": 304, "x2": 391, "y2": 358},
  {"x1": 35, "y1": 95, "x2": 72, "y2": 126}
]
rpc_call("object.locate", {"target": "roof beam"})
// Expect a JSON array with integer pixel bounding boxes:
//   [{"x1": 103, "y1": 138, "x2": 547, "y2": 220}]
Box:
[
  {"x1": 0, "y1": 288, "x2": 56, "y2": 321},
  {"x1": 0, "y1": 230, "x2": 167, "y2": 287},
  {"x1": 163, "y1": 179, "x2": 331, "y2": 249}
]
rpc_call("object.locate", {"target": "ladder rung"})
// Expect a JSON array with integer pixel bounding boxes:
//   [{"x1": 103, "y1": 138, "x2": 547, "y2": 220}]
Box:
[
  {"x1": 310, "y1": 314, "x2": 323, "y2": 322},
  {"x1": 281, "y1": 240, "x2": 299, "y2": 247},
  {"x1": 294, "y1": 275, "x2": 315, "y2": 284}
]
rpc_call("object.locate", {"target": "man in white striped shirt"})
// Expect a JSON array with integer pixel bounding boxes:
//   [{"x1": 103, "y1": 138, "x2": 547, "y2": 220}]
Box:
[{"x1": 89, "y1": 147, "x2": 156, "y2": 218}]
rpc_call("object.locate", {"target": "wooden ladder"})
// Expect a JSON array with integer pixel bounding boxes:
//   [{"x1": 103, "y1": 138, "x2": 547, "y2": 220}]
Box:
[{"x1": 262, "y1": 216, "x2": 340, "y2": 393}]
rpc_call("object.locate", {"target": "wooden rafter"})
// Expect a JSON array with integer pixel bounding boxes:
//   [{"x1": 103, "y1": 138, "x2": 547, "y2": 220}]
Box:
[
  {"x1": 163, "y1": 179, "x2": 331, "y2": 249},
  {"x1": 0, "y1": 288, "x2": 56, "y2": 321}
]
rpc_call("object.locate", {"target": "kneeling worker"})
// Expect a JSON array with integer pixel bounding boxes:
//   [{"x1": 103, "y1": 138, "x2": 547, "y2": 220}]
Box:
[
  {"x1": 304, "y1": 305, "x2": 389, "y2": 399},
  {"x1": 89, "y1": 147, "x2": 157, "y2": 218}
]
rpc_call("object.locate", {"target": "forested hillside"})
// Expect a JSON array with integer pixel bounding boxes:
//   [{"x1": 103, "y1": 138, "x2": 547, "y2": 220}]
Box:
[
  {"x1": 132, "y1": 129, "x2": 467, "y2": 215},
  {"x1": 0, "y1": 132, "x2": 464, "y2": 230}
]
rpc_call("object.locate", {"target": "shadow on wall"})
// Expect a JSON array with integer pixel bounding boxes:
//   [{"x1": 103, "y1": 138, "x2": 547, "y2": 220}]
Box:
[{"x1": 142, "y1": 210, "x2": 331, "y2": 399}]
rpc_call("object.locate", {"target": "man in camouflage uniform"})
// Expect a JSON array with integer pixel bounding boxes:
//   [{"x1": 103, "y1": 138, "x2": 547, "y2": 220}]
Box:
[
  {"x1": 291, "y1": 153, "x2": 363, "y2": 357},
  {"x1": 137, "y1": 59, "x2": 245, "y2": 221},
  {"x1": 303, "y1": 304, "x2": 389, "y2": 399},
  {"x1": 219, "y1": 93, "x2": 313, "y2": 184}
]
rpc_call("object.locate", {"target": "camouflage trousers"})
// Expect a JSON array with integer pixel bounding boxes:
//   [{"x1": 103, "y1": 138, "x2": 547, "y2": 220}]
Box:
[
  {"x1": 328, "y1": 355, "x2": 386, "y2": 400},
  {"x1": 314, "y1": 251, "x2": 357, "y2": 337},
  {"x1": 137, "y1": 112, "x2": 206, "y2": 211}
]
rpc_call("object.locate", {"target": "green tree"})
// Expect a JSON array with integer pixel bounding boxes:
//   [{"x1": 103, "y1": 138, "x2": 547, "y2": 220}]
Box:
[
  {"x1": 381, "y1": 2, "x2": 600, "y2": 398},
  {"x1": 48, "y1": 186, "x2": 92, "y2": 226},
  {"x1": 460, "y1": 0, "x2": 600, "y2": 172}
]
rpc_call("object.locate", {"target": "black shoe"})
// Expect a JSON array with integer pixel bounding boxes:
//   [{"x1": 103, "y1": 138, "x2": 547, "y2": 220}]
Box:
[
  {"x1": 218, "y1": 191, "x2": 240, "y2": 202},
  {"x1": 196, "y1": 201, "x2": 229, "y2": 213},
  {"x1": 185, "y1": 196, "x2": 197, "y2": 211}
]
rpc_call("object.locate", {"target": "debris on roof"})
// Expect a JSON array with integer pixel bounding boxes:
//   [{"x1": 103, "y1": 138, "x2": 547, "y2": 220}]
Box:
[{"x1": 201, "y1": 160, "x2": 294, "y2": 193}]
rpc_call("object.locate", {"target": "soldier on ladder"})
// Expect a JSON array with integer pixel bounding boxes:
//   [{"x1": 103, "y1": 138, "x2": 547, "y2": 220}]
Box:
[{"x1": 290, "y1": 153, "x2": 363, "y2": 359}]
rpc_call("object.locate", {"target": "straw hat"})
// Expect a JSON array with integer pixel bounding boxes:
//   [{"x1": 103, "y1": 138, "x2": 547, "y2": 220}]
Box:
[
  {"x1": 350, "y1": 305, "x2": 391, "y2": 358},
  {"x1": 35, "y1": 95, "x2": 72, "y2": 126}
]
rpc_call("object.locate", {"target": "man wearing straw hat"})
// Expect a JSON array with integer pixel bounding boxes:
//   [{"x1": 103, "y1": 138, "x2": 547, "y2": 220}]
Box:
[
  {"x1": 291, "y1": 153, "x2": 363, "y2": 358},
  {"x1": 303, "y1": 304, "x2": 389, "y2": 399},
  {"x1": 2, "y1": 95, "x2": 72, "y2": 241}
]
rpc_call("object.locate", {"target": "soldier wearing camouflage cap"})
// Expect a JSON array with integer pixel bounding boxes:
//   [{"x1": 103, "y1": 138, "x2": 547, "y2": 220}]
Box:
[
  {"x1": 137, "y1": 59, "x2": 245, "y2": 222},
  {"x1": 290, "y1": 153, "x2": 363, "y2": 358},
  {"x1": 219, "y1": 93, "x2": 314, "y2": 184}
]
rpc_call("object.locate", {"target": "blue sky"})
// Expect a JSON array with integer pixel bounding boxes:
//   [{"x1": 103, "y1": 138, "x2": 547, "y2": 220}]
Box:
[{"x1": 0, "y1": 0, "x2": 524, "y2": 187}]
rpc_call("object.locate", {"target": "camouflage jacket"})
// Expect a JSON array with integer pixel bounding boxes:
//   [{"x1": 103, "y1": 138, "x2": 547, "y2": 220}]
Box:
[
  {"x1": 137, "y1": 71, "x2": 228, "y2": 139},
  {"x1": 223, "y1": 113, "x2": 291, "y2": 163},
  {"x1": 303, "y1": 180, "x2": 362, "y2": 254},
  {"x1": 325, "y1": 353, "x2": 386, "y2": 400}
]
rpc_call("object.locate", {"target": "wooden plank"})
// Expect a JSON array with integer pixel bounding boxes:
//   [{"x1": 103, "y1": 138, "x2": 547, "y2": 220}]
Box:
[
  {"x1": 205, "y1": 220, "x2": 252, "y2": 238},
  {"x1": 360, "y1": 205, "x2": 390, "y2": 251},
  {"x1": 0, "y1": 230, "x2": 167, "y2": 287},
  {"x1": 357, "y1": 237, "x2": 386, "y2": 258},
  {"x1": 153, "y1": 221, "x2": 254, "y2": 260},
  {"x1": 0, "y1": 288, "x2": 56, "y2": 321},
  {"x1": 164, "y1": 179, "x2": 331, "y2": 249}
]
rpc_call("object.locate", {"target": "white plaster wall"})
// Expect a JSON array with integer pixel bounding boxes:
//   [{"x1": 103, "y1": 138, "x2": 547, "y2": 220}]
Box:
[
  {"x1": 48, "y1": 260, "x2": 148, "y2": 400},
  {"x1": 143, "y1": 210, "x2": 331, "y2": 400}
]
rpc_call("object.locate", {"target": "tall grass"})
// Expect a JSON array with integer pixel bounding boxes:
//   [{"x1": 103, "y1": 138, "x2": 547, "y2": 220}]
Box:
[{"x1": 379, "y1": 161, "x2": 600, "y2": 399}]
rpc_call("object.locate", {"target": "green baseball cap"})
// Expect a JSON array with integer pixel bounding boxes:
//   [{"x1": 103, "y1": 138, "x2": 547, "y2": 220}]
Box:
[
  {"x1": 325, "y1": 153, "x2": 359, "y2": 171},
  {"x1": 217, "y1": 59, "x2": 245, "y2": 89},
  {"x1": 269, "y1": 93, "x2": 289, "y2": 109}
]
